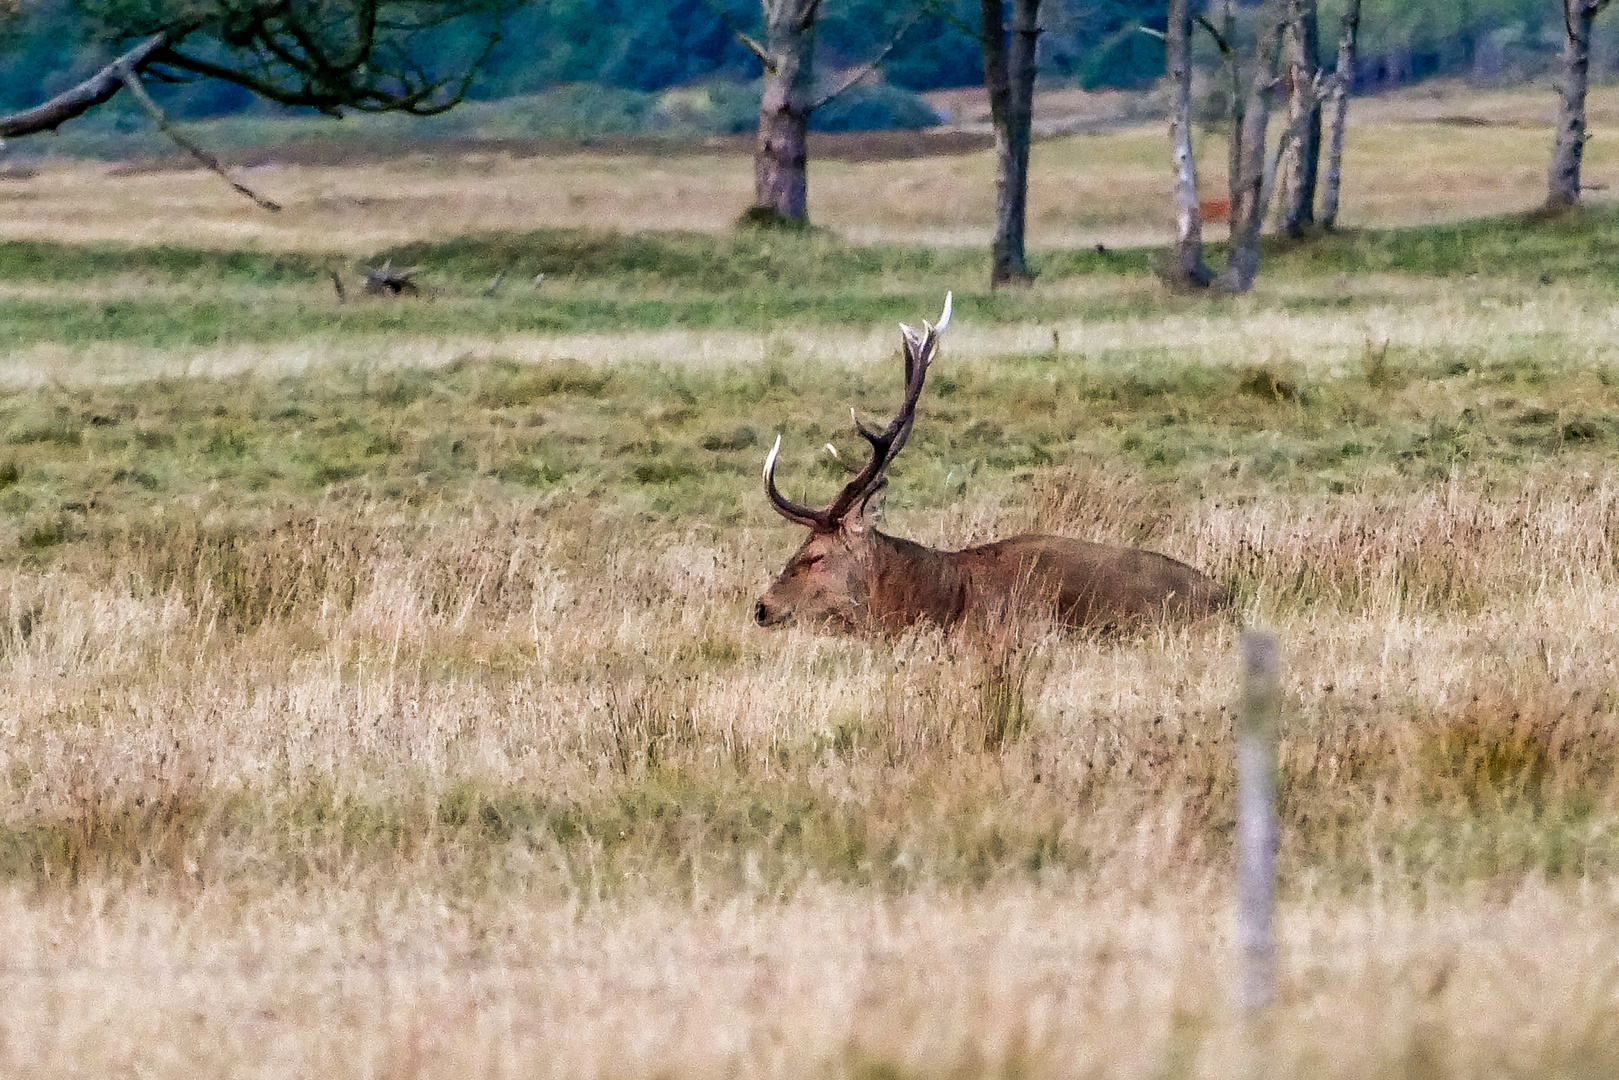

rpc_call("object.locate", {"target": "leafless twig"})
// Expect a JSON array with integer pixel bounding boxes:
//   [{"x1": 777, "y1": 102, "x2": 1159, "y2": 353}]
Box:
[{"x1": 115, "y1": 62, "x2": 281, "y2": 212}]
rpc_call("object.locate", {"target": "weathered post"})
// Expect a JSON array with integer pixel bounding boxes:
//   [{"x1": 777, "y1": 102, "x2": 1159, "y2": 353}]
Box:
[{"x1": 1236, "y1": 630, "x2": 1280, "y2": 1012}]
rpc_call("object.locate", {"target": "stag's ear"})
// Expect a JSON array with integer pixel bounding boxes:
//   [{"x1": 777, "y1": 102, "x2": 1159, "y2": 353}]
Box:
[{"x1": 847, "y1": 479, "x2": 887, "y2": 534}]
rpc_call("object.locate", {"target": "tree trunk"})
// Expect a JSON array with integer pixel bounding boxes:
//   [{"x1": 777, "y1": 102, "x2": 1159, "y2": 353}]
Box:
[
  {"x1": 1319, "y1": 0, "x2": 1361, "y2": 230},
  {"x1": 982, "y1": 0, "x2": 1041, "y2": 286},
  {"x1": 1216, "y1": 0, "x2": 1286, "y2": 293},
  {"x1": 1548, "y1": 0, "x2": 1611, "y2": 213},
  {"x1": 751, "y1": 0, "x2": 820, "y2": 226},
  {"x1": 1278, "y1": 0, "x2": 1321, "y2": 236},
  {"x1": 1165, "y1": 0, "x2": 1211, "y2": 288},
  {"x1": 1215, "y1": 0, "x2": 1245, "y2": 232}
]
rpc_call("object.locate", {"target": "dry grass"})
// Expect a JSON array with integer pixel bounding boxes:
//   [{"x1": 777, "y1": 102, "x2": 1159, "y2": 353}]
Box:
[
  {"x1": 9, "y1": 881, "x2": 1619, "y2": 1080},
  {"x1": 5, "y1": 330, "x2": 1619, "y2": 1074},
  {"x1": 5, "y1": 440, "x2": 1619, "y2": 1076},
  {"x1": 5, "y1": 82, "x2": 1618, "y2": 253}
]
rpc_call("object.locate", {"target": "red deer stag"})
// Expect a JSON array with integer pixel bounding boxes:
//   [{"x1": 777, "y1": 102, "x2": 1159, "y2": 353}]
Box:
[{"x1": 754, "y1": 296, "x2": 1228, "y2": 633}]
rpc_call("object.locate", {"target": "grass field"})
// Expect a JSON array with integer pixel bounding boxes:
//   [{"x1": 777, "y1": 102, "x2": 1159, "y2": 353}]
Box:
[{"x1": 8, "y1": 82, "x2": 1619, "y2": 1078}]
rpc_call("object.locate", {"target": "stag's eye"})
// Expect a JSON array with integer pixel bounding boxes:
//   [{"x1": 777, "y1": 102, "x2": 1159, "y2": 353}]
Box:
[{"x1": 801, "y1": 554, "x2": 824, "y2": 569}]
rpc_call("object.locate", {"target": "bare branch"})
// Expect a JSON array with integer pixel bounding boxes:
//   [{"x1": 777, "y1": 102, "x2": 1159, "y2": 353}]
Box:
[
  {"x1": 810, "y1": 3, "x2": 930, "y2": 111},
  {"x1": 150, "y1": 0, "x2": 510, "y2": 118},
  {"x1": 736, "y1": 30, "x2": 774, "y2": 67},
  {"x1": 1196, "y1": 14, "x2": 1234, "y2": 55},
  {"x1": 115, "y1": 62, "x2": 282, "y2": 213},
  {"x1": 0, "y1": 34, "x2": 167, "y2": 138},
  {"x1": 694, "y1": 0, "x2": 774, "y2": 69}
]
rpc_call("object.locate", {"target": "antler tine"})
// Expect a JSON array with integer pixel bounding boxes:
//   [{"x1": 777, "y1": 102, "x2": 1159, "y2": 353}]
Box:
[
  {"x1": 763, "y1": 434, "x2": 828, "y2": 529},
  {"x1": 819, "y1": 295, "x2": 950, "y2": 524},
  {"x1": 762, "y1": 296, "x2": 951, "y2": 532}
]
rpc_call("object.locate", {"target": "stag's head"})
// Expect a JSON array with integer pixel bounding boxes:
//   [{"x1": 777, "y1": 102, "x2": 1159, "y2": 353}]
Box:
[{"x1": 754, "y1": 294, "x2": 951, "y2": 630}]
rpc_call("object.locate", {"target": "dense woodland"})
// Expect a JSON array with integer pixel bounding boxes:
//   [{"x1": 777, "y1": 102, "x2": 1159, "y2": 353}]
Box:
[{"x1": 0, "y1": 0, "x2": 1601, "y2": 126}]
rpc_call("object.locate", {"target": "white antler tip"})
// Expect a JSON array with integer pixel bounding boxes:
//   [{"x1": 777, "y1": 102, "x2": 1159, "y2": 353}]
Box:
[
  {"x1": 936, "y1": 291, "x2": 953, "y2": 333},
  {"x1": 763, "y1": 434, "x2": 782, "y2": 479},
  {"x1": 824, "y1": 443, "x2": 840, "y2": 458}
]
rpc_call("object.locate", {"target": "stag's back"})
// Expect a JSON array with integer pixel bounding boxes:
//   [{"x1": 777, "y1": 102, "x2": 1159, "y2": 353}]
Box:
[{"x1": 950, "y1": 535, "x2": 1228, "y2": 630}]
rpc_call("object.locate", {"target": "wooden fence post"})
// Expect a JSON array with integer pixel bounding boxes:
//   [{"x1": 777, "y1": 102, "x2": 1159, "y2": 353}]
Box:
[{"x1": 1237, "y1": 629, "x2": 1280, "y2": 1013}]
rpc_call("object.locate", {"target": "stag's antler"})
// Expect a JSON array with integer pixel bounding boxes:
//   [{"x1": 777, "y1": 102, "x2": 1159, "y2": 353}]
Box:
[{"x1": 765, "y1": 293, "x2": 951, "y2": 531}]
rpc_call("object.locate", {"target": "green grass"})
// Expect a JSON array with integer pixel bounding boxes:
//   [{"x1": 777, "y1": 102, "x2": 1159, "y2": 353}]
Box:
[
  {"x1": 0, "y1": 208, "x2": 1611, "y2": 349},
  {"x1": 1, "y1": 336, "x2": 1613, "y2": 565},
  {"x1": 0, "y1": 205, "x2": 1612, "y2": 298}
]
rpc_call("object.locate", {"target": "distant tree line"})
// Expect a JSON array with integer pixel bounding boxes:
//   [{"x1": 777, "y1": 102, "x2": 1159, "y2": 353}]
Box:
[{"x1": 4, "y1": 0, "x2": 1602, "y2": 121}]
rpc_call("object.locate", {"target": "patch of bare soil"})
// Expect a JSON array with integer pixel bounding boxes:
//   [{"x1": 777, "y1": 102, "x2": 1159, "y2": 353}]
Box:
[{"x1": 102, "y1": 128, "x2": 999, "y2": 177}]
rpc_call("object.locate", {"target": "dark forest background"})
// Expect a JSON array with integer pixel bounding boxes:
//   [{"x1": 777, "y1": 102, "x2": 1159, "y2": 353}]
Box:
[{"x1": 0, "y1": 0, "x2": 1598, "y2": 139}]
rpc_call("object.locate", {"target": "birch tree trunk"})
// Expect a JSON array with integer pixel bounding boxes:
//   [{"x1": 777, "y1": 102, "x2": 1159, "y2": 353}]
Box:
[
  {"x1": 1216, "y1": 0, "x2": 1286, "y2": 294},
  {"x1": 1215, "y1": 0, "x2": 1245, "y2": 238},
  {"x1": 1278, "y1": 0, "x2": 1321, "y2": 236},
  {"x1": 981, "y1": 0, "x2": 1041, "y2": 286},
  {"x1": 1165, "y1": 0, "x2": 1211, "y2": 288},
  {"x1": 1548, "y1": 0, "x2": 1612, "y2": 213},
  {"x1": 1319, "y1": 0, "x2": 1361, "y2": 230},
  {"x1": 751, "y1": 0, "x2": 821, "y2": 226}
]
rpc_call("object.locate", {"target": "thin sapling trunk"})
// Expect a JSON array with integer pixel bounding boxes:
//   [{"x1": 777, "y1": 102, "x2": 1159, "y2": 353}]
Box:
[
  {"x1": 1216, "y1": 0, "x2": 1286, "y2": 293},
  {"x1": 1278, "y1": 0, "x2": 1321, "y2": 236},
  {"x1": 1165, "y1": 0, "x2": 1212, "y2": 288},
  {"x1": 1319, "y1": 0, "x2": 1360, "y2": 230}
]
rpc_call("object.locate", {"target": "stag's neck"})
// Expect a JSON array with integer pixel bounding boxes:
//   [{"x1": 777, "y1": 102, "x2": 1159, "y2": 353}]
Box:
[{"x1": 870, "y1": 530, "x2": 969, "y2": 627}]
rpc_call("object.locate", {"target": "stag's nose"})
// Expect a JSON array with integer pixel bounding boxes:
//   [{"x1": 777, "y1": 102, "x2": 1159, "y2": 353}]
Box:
[{"x1": 754, "y1": 601, "x2": 770, "y2": 626}]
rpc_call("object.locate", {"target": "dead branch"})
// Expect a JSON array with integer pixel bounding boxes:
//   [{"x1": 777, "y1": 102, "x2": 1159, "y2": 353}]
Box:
[
  {"x1": 809, "y1": 4, "x2": 930, "y2": 111},
  {"x1": 1195, "y1": 15, "x2": 1234, "y2": 55},
  {"x1": 0, "y1": 35, "x2": 167, "y2": 138},
  {"x1": 694, "y1": 0, "x2": 775, "y2": 69},
  {"x1": 364, "y1": 260, "x2": 421, "y2": 296},
  {"x1": 115, "y1": 63, "x2": 282, "y2": 212}
]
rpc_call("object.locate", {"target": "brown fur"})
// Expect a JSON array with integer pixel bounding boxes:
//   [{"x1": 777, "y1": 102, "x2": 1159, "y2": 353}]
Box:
[{"x1": 755, "y1": 522, "x2": 1228, "y2": 633}]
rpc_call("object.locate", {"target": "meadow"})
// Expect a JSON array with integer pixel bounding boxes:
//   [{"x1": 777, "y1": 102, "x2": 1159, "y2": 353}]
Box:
[{"x1": 6, "y1": 85, "x2": 1619, "y2": 1077}]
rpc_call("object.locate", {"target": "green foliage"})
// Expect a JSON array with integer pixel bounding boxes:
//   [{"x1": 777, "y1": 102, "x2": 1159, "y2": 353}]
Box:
[
  {"x1": 1076, "y1": 17, "x2": 1167, "y2": 92},
  {"x1": 481, "y1": 83, "x2": 659, "y2": 138},
  {"x1": 810, "y1": 83, "x2": 942, "y2": 132}
]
